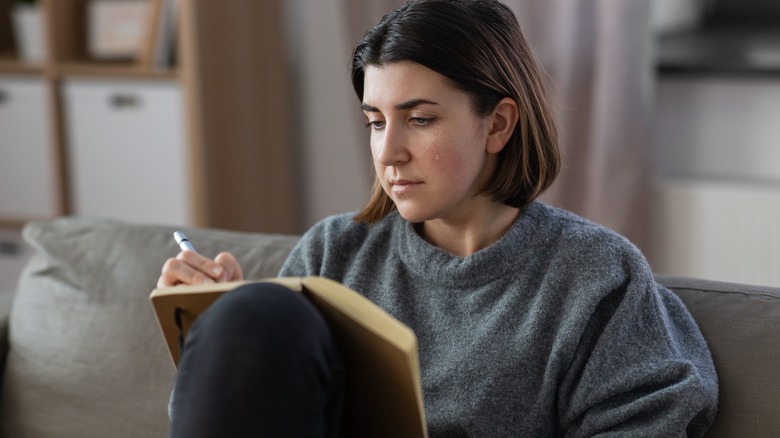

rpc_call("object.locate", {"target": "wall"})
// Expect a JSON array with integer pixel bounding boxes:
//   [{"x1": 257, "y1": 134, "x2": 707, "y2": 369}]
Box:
[
  {"x1": 651, "y1": 0, "x2": 703, "y2": 34},
  {"x1": 283, "y1": 0, "x2": 371, "y2": 229},
  {"x1": 650, "y1": 0, "x2": 780, "y2": 287}
]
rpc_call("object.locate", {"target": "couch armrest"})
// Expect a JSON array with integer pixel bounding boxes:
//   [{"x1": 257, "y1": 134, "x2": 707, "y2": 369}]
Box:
[{"x1": 657, "y1": 275, "x2": 780, "y2": 437}]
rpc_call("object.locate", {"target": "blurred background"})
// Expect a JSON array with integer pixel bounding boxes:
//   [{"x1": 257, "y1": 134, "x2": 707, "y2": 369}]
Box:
[{"x1": 1, "y1": 0, "x2": 778, "y2": 289}]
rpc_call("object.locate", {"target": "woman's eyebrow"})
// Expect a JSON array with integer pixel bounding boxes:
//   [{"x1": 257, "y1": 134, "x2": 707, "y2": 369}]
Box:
[
  {"x1": 361, "y1": 99, "x2": 440, "y2": 113},
  {"x1": 395, "y1": 99, "x2": 439, "y2": 110}
]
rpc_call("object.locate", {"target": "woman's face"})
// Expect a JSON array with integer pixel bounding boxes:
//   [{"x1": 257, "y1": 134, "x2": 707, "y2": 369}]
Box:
[{"x1": 362, "y1": 61, "x2": 498, "y2": 225}]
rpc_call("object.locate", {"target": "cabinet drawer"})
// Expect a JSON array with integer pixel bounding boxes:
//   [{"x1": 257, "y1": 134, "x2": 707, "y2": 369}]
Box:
[
  {"x1": 655, "y1": 77, "x2": 780, "y2": 183},
  {"x1": 62, "y1": 78, "x2": 190, "y2": 225},
  {"x1": 0, "y1": 75, "x2": 58, "y2": 220}
]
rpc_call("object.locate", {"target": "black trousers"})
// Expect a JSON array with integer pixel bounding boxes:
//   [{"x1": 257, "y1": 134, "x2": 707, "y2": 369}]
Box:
[{"x1": 169, "y1": 282, "x2": 345, "y2": 437}]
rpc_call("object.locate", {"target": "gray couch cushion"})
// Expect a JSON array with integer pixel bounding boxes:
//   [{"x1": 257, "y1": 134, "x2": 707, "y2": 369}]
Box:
[
  {"x1": 658, "y1": 275, "x2": 780, "y2": 437},
  {"x1": 0, "y1": 218, "x2": 299, "y2": 438}
]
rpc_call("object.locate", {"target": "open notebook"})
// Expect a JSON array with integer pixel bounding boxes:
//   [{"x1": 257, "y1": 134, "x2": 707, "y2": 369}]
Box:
[{"x1": 150, "y1": 276, "x2": 427, "y2": 437}]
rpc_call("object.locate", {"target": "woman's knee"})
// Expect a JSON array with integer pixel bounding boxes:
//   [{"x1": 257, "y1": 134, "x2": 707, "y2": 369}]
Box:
[
  {"x1": 187, "y1": 281, "x2": 335, "y2": 362},
  {"x1": 209, "y1": 282, "x2": 317, "y2": 327}
]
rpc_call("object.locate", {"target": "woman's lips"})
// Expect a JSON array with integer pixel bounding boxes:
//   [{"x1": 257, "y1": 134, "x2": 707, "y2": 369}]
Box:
[{"x1": 389, "y1": 179, "x2": 422, "y2": 195}]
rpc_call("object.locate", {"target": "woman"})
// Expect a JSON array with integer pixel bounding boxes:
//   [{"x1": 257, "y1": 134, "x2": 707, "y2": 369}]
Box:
[{"x1": 159, "y1": 1, "x2": 718, "y2": 436}]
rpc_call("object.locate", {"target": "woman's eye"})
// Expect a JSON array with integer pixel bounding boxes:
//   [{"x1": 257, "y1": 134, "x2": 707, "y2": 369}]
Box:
[
  {"x1": 410, "y1": 117, "x2": 433, "y2": 126},
  {"x1": 366, "y1": 120, "x2": 385, "y2": 130}
]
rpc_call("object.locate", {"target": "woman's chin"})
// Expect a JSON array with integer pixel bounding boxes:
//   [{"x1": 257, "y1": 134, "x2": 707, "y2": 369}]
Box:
[{"x1": 394, "y1": 204, "x2": 432, "y2": 224}]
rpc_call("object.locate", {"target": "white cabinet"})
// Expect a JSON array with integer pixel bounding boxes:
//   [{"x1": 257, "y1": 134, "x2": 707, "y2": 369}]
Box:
[
  {"x1": 0, "y1": 0, "x2": 297, "y2": 233},
  {"x1": 0, "y1": 75, "x2": 58, "y2": 220},
  {"x1": 654, "y1": 77, "x2": 780, "y2": 182},
  {"x1": 62, "y1": 78, "x2": 191, "y2": 226},
  {"x1": 653, "y1": 75, "x2": 780, "y2": 287}
]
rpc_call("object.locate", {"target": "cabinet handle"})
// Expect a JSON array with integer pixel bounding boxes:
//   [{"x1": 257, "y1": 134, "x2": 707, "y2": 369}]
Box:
[
  {"x1": 109, "y1": 93, "x2": 141, "y2": 109},
  {"x1": 0, "y1": 89, "x2": 8, "y2": 105}
]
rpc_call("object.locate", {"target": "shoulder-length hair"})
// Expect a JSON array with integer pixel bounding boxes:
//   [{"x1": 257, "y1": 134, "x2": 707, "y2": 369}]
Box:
[{"x1": 351, "y1": 0, "x2": 560, "y2": 223}]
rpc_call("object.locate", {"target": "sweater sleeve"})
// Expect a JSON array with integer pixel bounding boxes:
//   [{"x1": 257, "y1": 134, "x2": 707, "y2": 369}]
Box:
[
  {"x1": 557, "y1": 275, "x2": 718, "y2": 437},
  {"x1": 277, "y1": 213, "x2": 364, "y2": 279},
  {"x1": 277, "y1": 227, "x2": 323, "y2": 277}
]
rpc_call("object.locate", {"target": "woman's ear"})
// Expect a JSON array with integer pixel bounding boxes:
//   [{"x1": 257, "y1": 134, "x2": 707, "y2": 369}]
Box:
[{"x1": 486, "y1": 97, "x2": 519, "y2": 154}]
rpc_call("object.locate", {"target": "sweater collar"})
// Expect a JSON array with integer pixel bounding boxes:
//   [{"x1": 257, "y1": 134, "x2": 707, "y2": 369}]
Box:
[{"x1": 392, "y1": 201, "x2": 550, "y2": 287}]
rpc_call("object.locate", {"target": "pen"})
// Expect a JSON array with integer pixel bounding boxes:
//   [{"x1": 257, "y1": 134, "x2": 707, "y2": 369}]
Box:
[{"x1": 173, "y1": 231, "x2": 196, "y2": 252}]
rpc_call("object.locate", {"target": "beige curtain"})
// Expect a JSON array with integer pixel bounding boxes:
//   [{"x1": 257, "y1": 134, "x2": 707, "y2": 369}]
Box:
[
  {"x1": 341, "y1": 0, "x2": 656, "y2": 259},
  {"x1": 506, "y1": 0, "x2": 656, "y2": 259},
  {"x1": 343, "y1": 0, "x2": 405, "y2": 46}
]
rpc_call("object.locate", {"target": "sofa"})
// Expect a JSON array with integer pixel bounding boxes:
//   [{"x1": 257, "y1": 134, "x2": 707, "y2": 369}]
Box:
[{"x1": 0, "y1": 217, "x2": 777, "y2": 437}]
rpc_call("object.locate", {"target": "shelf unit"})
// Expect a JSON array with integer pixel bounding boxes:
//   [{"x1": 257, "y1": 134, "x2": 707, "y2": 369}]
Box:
[{"x1": 0, "y1": 0, "x2": 299, "y2": 233}]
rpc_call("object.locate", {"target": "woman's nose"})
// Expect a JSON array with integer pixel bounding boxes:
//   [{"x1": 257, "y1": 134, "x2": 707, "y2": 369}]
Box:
[{"x1": 374, "y1": 124, "x2": 410, "y2": 166}]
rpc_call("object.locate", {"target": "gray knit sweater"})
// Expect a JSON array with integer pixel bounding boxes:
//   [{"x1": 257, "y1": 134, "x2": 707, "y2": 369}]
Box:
[{"x1": 278, "y1": 201, "x2": 718, "y2": 437}]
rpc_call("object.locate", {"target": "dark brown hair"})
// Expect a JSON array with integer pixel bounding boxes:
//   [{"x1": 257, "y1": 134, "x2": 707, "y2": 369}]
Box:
[{"x1": 351, "y1": 0, "x2": 560, "y2": 223}]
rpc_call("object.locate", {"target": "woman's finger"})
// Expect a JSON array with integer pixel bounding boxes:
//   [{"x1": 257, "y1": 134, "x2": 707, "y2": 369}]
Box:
[
  {"x1": 176, "y1": 250, "x2": 225, "y2": 281},
  {"x1": 158, "y1": 254, "x2": 217, "y2": 287},
  {"x1": 214, "y1": 252, "x2": 243, "y2": 282}
]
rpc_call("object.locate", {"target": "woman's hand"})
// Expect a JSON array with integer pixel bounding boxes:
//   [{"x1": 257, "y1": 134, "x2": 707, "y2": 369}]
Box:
[{"x1": 157, "y1": 250, "x2": 243, "y2": 288}]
